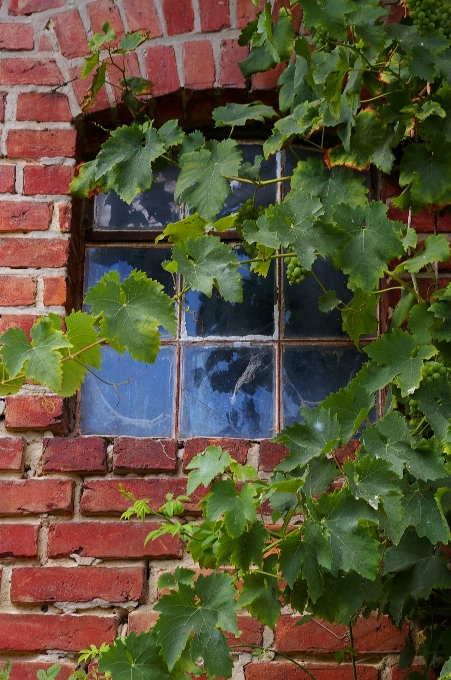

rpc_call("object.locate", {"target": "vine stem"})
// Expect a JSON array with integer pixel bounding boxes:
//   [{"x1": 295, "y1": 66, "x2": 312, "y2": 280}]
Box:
[
  {"x1": 349, "y1": 621, "x2": 358, "y2": 680},
  {"x1": 383, "y1": 269, "x2": 423, "y2": 302},
  {"x1": 233, "y1": 643, "x2": 318, "y2": 680}
]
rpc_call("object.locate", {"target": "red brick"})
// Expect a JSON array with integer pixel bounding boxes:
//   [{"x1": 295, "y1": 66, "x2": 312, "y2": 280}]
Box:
[
  {"x1": 52, "y1": 9, "x2": 88, "y2": 59},
  {"x1": 198, "y1": 0, "x2": 230, "y2": 31},
  {"x1": 122, "y1": 0, "x2": 162, "y2": 36},
  {"x1": 0, "y1": 314, "x2": 38, "y2": 337},
  {"x1": 184, "y1": 40, "x2": 215, "y2": 89},
  {"x1": 0, "y1": 478, "x2": 73, "y2": 515},
  {"x1": 0, "y1": 165, "x2": 15, "y2": 193},
  {"x1": 219, "y1": 39, "x2": 248, "y2": 87},
  {"x1": 9, "y1": 662, "x2": 76, "y2": 680},
  {"x1": 113, "y1": 437, "x2": 177, "y2": 473},
  {"x1": 38, "y1": 34, "x2": 53, "y2": 51},
  {"x1": 48, "y1": 521, "x2": 182, "y2": 559},
  {"x1": 252, "y1": 63, "x2": 286, "y2": 89},
  {"x1": 23, "y1": 165, "x2": 74, "y2": 196},
  {"x1": 237, "y1": 0, "x2": 264, "y2": 28},
  {"x1": 162, "y1": 0, "x2": 194, "y2": 35},
  {"x1": 0, "y1": 23, "x2": 34, "y2": 50},
  {"x1": 0, "y1": 613, "x2": 116, "y2": 652},
  {"x1": 0, "y1": 201, "x2": 52, "y2": 232},
  {"x1": 70, "y1": 64, "x2": 110, "y2": 113},
  {"x1": 5, "y1": 394, "x2": 66, "y2": 431},
  {"x1": 0, "y1": 437, "x2": 25, "y2": 471},
  {"x1": 0, "y1": 93, "x2": 5, "y2": 122},
  {"x1": 259, "y1": 440, "x2": 288, "y2": 471},
  {"x1": 11, "y1": 566, "x2": 146, "y2": 603},
  {"x1": 146, "y1": 45, "x2": 180, "y2": 97},
  {"x1": 0, "y1": 524, "x2": 38, "y2": 557},
  {"x1": 245, "y1": 663, "x2": 378, "y2": 680},
  {"x1": 43, "y1": 275, "x2": 67, "y2": 306},
  {"x1": 7, "y1": 129, "x2": 76, "y2": 158},
  {"x1": 87, "y1": 0, "x2": 125, "y2": 40},
  {"x1": 17, "y1": 93, "x2": 72, "y2": 122},
  {"x1": 0, "y1": 58, "x2": 63, "y2": 86},
  {"x1": 0, "y1": 237, "x2": 69, "y2": 268},
  {"x1": 0, "y1": 275, "x2": 36, "y2": 305},
  {"x1": 57, "y1": 202, "x2": 72, "y2": 232},
  {"x1": 184, "y1": 437, "x2": 250, "y2": 469},
  {"x1": 353, "y1": 616, "x2": 409, "y2": 653},
  {"x1": 42, "y1": 437, "x2": 106, "y2": 473},
  {"x1": 8, "y1": 0, "x2": 65, "y2": 15}
]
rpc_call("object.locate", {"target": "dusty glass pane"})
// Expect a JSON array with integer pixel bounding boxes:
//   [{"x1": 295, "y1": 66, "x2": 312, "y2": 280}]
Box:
[
  {"x1": 284, "y1": 258, "x2": 352, "y2": 338},
  {"x1": 95, "y1": 164, "x2": 180, "y2": 230},
  {"x1": 283, "y1": 346, "x2": 366, "y2": 427},
  {"x1": 80, "y1": 347, "x2": 176, "y2": 436},
  {"x1": 184, "y1": 249, "x2": 275, "y2": 337},
  {"x1": 180, "y1": 346, "x2": 275, "y2": 438}
]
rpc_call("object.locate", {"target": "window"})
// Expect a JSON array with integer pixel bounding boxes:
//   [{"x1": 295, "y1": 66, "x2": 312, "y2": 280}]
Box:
[{"x1": 80, "y1": 143, "x2": 366, "y2": 439}]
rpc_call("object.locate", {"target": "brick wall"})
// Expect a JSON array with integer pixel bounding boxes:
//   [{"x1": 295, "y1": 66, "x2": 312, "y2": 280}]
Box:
[{"x1": 0, "y1": 0, "x2": 425, "y2": 678}]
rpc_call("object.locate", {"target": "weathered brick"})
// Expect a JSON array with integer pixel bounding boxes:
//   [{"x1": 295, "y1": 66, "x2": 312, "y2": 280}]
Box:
[
  {"x1": 48, "y1": 521, "x2": 182, "y2": 559},
  {"x1": 5, "y1": 394, "x2": 66, "y2": 432},
  {"x1": 219, "y1": 39, "x2": 248, "y2": 87},
  {"x1": 0, "y1": 93, "x2": 5, "y2": 122},
  {"x1": 0, "y1": 58, "x2": 63, "y2": 86},
  {"x1": 0, "y1": 478, "x2": 73, "y2": 515},
  {"x1": 162, "y1": 0, "x2": 194, "y2": 34},
  {"x1": 198, "y1": 0, "x2": 230, "y2": 31},
  {"x1": 184, "y1": 40, "x2": 215, "y2": 89},
  {"x1": 23, "y1": 165, "x2": 74, "y2": 195},
  {"x1": 38, "y1": 34, "x2": 53, "y2": 50},
  {"x1": 11, "y1": 566, "x2": 146, "y2": 603},
  {"x1": 70, "y1": 64, "x2": 110, "y2": 113},
  {"x1": 0, "y1": 23, "x2": 34, "y2": 50},
  {"x1": 87, "y1": 0, "x2": 125, "y2": 40},
  {"x1": 0, "y1": 165, "x2": 15, "y2": 193},
  {"x1": 0, "y1": 314, "x2": 38, "y2": 337},
  {"x1": 353, "y1": 616, "x2": 409, "y2": 652},
  {"x1": 0, "y1": 201, "x2": 52, "y2": 232},
  {"x1": 259, "y1": 441, "x2": 288, "y2": 471},
  {"x1": 8, "y1": 0, "x2": 65, "y2": 15},
  {"x1": 42, "y1": 437, "x2": 107, "y2": 473},
  {"x1": 0, "y1": 524, "x2": 38, "y2": 557},
  {"x1": 57, "y1": 202, "x2": 72, "y2": 232},
  {"x1": 237, "y1": 0, "x2": 264, "y2": 28},
  {"x1": 113, "y1": 437, "x2": 177, "y2": 473},
  {"x1": 0, "y1": 613, "x2": 116, "y2": 651},
  {"x1": 17, "y1": 93, "x2": 72, "y2": 122},
  {"x1": 80, "y1": 478, "x2": 204, "y2": 515},
  {"x1": 0, "y1": 275, "x2": 36, "y2": 305},
  {"x1": 128, "y1": 609, "x2": 159, "y2": 633},
  {"x1": 7, "y1": 129, "x2": 77, "y2": 158},
  {"x1": 146, "y1": 45, "x2": 179, "y2": 97},
  {"x1": 184, "y1": 437, "x2": 250, "y2": 469},
  {"x1": 252, "y1": 63, "x2": 286, "y2": 90},
  {"x1": 122, "y1": 0, "x2": 162, "y2": 36},
  {"x1": 245, "y1": 663, "x2": 378, "y2": 680},
  {"x1": 0, "y1": 437, "x2": 25, "y2": 471},
  {"x1": 9, "y1": 662, "x2": 75, "y2": 680},
  {"x1": 42, "y1": 275, "x2": 67, "y2": 306},
  {"x1": 0, "y1": 237, "x2": 69, "y2": 268},
  {"x1": 52, "y1": 9, "x2": 88, "y2": 59}
]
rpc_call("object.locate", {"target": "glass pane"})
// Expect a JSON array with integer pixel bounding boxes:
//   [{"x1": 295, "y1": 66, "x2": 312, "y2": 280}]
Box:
[
  {"x1": 283, "y1": 345, "x2": 366, "y2": 427},
  {"x1": 184, "y1": 249, "x2": 275, "y2": 337},
  {"x1": 95, "y1": 164, "x2": 181, "y2": 230},
  {"x1": 180, "y1": 346, "x2": 275, "y2": 438},
  {"x1": 284, "y1": 258, "x2": 352, "y2": 338},
  {"x1": 80, "y1": 347, "x2": 176, "y2": 436}
]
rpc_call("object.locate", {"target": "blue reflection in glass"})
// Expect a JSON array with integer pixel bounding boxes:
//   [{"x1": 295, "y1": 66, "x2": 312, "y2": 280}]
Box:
[
  {"x1": 284, "y1": 258, "x2": 352, "y2": 338},
  {"x1": 180, "y1": 346, "x2": 274, "y2": 438},
  {"x1": 184, "y1": 249, "x2": 275, "y2": 337},
  {"x1": 80, "y1": 346, "x2": 176, "y2": 436},
  {"x1": 283, "y1": 346, "x2": 366, "y2": 427},
  {"x1": 95, "y1": 164, "x2": 181, "y2": 230}
]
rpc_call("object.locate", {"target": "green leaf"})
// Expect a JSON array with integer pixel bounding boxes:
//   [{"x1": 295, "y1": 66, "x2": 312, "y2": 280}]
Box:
[
  {"x1": 239, "y1": 7, "x2": 295, "y2": 77},
  {"x1": 0, "y1": 360, "x2": 24, "y2": 396},
  {"x1": 213, "y1": 102, "x2": 276, "y2": 128},
  {"x1": 157, "y1": 567, "x2": 195, "y2": 591},
  {"x1": 154, "y1": 571, "x2": 238, "y2": 677},
  {"x1": 82, "y1": 61, "x2": 106, "y2": 111},
  {"x1": 84, "y1": 269, "x2": 176, "y2": 363},
  {"x1": 70, "y1": 160, "x2": 100, "y2": 198},
  {"x1": 301, "y1": 519, "x2": 333, "y2": 602},
  {"x1": 81, "y1": 51, "x2": 99, "y2": 78},
  {"x1": 391, "y1": 291, "x2": 416, "y2": 328},
  {"x1": 322, "y1": 379, "x2": 375, "y2": 441},
  {"x1": 171, "y1": 235, "x2": 242, "y2": 302},
  {"x1": 303, "y1": 457, "x2": 338, "y2": 496},
  {"x1": 344, "y1": 455, "x2": 400, "y2": 509},
  {"x1": 176, "y1": 140, "x2": 242, "y2": 221},
  {"x1": 399, "y1": 136, "x2": 451, "y2": 208},
  {"x1": 416, "y1": 377, "x2": 451, "y2": 441},
  {"x1": 401, "y1": 479, "x2": 451, "y2": 544},
  {"x1": 327, "y1": 109, "x2": 385, "y2": 171},
  {"x1": 302, "y1": 0, "x2": 357, "y2": 39},
  {"x1": 186, "y1": 446, "x2": 232, "y2": 495},
  {"x1": 279, "y1": 531, "x2": 304, "y2": 589},
  {"x1": 341, "y1": 288, "x2": 379, "y2": 345},
  {"x1": 217, "y1": 522, "x2": 268, "y2": 571},
  {"x1": 155, "y1": 213, "x2": 208, "y2": 246},
  {"x1": 118, "y1": 30, "x2": 149, "y2": 52},
  {"x1": 98, "y1": 631, "x2": 172, "y2": 680},
  {"x1": 318, "y1": 290, "x2": 341, "y2": 313},
  {"x1": 158, "y1": 120, "x2": 185, "y2": 149},
  {"x1": 238, "y1": 556, "x2": 282, "y2": 628},
  {"x1": 58, "y1": 311, "x2": 102, "y2": 397},
  {"x1": 402, "y1": 234, "x2": 450, "y2": 273},
  {"x1": 203, "y1": 479, "x2": 256, "y2": 537}
]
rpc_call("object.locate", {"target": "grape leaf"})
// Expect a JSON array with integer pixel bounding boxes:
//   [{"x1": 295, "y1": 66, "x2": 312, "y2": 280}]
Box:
[
  {"x1": 186, "y1": 446, "x2": 232, "y2": 495},
  {"x1": 176, "y1": 140, "x2": 242, "y2": 221},
  {"x1": 399, "y1": 136, "x2": 451, "y2": 208},
  {"x1": 318, "y1": 290, "x2": 341, "y2": 312},
  {"x1": 402, "y1": 234, "x2": 450, "y2": 273},
  {"x1": 301, "y1": 519, "x2": 333, "y2": 602},
  {"x1": 279, "y1": 531, "x2": 304, "y2": 589},
  {"x1": 322, "y1": 379, "x2": 374, "y2": 441},
  {"x1": 216, "y1": 522, "x2": 268, "y2": 571},
  {"x1": 58, "y1": 311, "x2": 102, "y2": 397},
  {"x1": 341, "y1": 288, "x2": 379, "y2": 345},
  {"x1": 415, "y1": 377, "x2": 451, "y2": 441},
  {"x1": 302, "y1": 0, "x2": 357, "y2": 39},
  {"x1": 407, "y1": 301, "x2": 434, "y2": 344},
  {"x1": 327, "y1": 109, "x2": 385, "y2": 170},
  {"x1": 154, "y1": 572, "x2": 238, "y2": 677},
  {"x1": 171, "y1": 235, "x2": 242, "y2": 302},
  {"x1": 314, "y1": 572, "x2": 383, "y2": 625},
  {"x1": 213, "y1": 102, "x2": 276, "y2": 128},
  {"x1": 344, "y1": 455, "x2": 401, "y2": 509},
  {"x1": 157, "y1": 568, "x2": 195, "y2": 591},
  {"x1": 84, "y1": 269, "x2": 176, "y2": 364},
  {"x1": 239, "y1": 7, "x2": 295, "y2": 78},
  {"x1": 238, "y1": 556, "x2": 282, "y2": 628},
  {"x1": 203, "y1": 479, "x2": 256, "y2": 537},
  {"x1": 70, "y1": 159, "x2": 100, "y2": 198},
  {"x1": 98, "y1": 631, "x2": 172, "y2": 680},
  {"x1": 303, "y1": 457, "x2": 338, "y2": 497},
  {"x1": 157, "y1": 119, "x2": 185, "y2": 149},
  {"x1": 155, "y1": 213, "x2": 208, "y2": 245},
  {"x1": 0, "y1": 360, "x2": 25, "y2": 396},
  {"x1": 401, "y1": 479, "x2": 451, "y2": 544}
]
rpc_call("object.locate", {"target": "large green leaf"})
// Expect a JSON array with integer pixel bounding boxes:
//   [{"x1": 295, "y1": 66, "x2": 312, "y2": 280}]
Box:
[
  {"x1": 401, "y1": 479, "x2": 451, "y2": 544},
  {"x1": 186, "y1": 446, "x2": 232, "y2": 495},
  {"x1": 341, "y1": 288, "x2": 379, "y2": 345},
  {"x1": 416, "y1": 377, "x2": 451, "y2": 441},
  {"x1": 399, "y1": 136, "x2": 451, "y2": 208},
  {"x1": 98, "y1": 631, "x2": 172, "y2": 680},
  {"x1": 238, "y1": 556, "x2": 282, "y2": 627},
  {"x1": 0, "y1": 359, "x2": 25, "y2": 396},
  {"x1": 239, "y1": 6, "x2": 295, "y2": 77},
  {"x1": 322, "y1": 378, "x2": 375, "y2": 440},
  {"x1": 213, "y1": 102, "x2": 276, "y2": 128},
  {"x1": 402, "y1": 234, "x2": 450, "y2": 273},
  {"x1": 302, "y1": 0, "x2": 357, "y2": 39},
  {"x1": 327, "y1": 109, "x2": 386, "y2": 170},
  {"x1": 344, "y1": 454, "x2": 401, "y2": 509},
  {"x1": 58, "y1": 311, "x2": 102, "y2": 397},
  {"x1": 216, "y1": 522, "x2": 268, "y2": 571},
  {"x1": 301, "y1": 519, "x2": 332, "y2": 602},
  {"x1": 203, "y1": 479, "x2": 256, "y2": 537}
]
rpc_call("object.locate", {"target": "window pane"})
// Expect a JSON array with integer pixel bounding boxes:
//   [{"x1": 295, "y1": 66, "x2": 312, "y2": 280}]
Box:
[
  {"x1": 180, "y1": 346, "x2": 275, "y2": 438},
  {"x1": 184, "y1": 250, "x2": 275, "y2": 337},
  {"x1": 283, "y1": 345, "x2": 366, "y2": 427},
  {"x1": 94, "y1": 164, "x2": 180, "y2": 230},
  {"x1": 80, "y1": 347, "x2": 176, "y2": 436}
]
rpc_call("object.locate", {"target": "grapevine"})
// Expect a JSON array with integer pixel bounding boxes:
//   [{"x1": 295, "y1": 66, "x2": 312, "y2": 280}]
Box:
[
  {"x1": 406, "y1": 0, "x2": 451, "y2": 37},
  {"x1": 285, "y1": 255, "x2": 312, "y2": 285},
  {"x1": 234, "y1": 198, "x2": 265, "y2": 258}
]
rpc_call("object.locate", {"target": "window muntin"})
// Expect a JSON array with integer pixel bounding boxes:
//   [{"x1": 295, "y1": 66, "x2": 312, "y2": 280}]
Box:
[{"x1": 80, "y1": 144, "x2": 367, "y2": 439}]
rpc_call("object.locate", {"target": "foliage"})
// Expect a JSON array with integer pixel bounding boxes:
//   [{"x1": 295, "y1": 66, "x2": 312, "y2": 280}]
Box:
[{"x1": 4, "y1": 4, "x2": 451, "y2": 680}]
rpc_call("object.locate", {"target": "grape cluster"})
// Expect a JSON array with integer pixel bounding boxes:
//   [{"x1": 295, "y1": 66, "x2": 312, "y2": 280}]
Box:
[
  {"x1": 311, "y1": 30, "x2": 332, "y2": 52},
  {"x1": 408, "y1": 359, "x2": 450, "y2": 433},
  {"x1": 285, "y1": 255, "x2": 311, "y2": 285},
  {"x1": 235, "y1": 198, "x2": 265, "y2": 258},
  {"x1": 406, "y1": 0, "x2": 451, "y2": 38}
]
